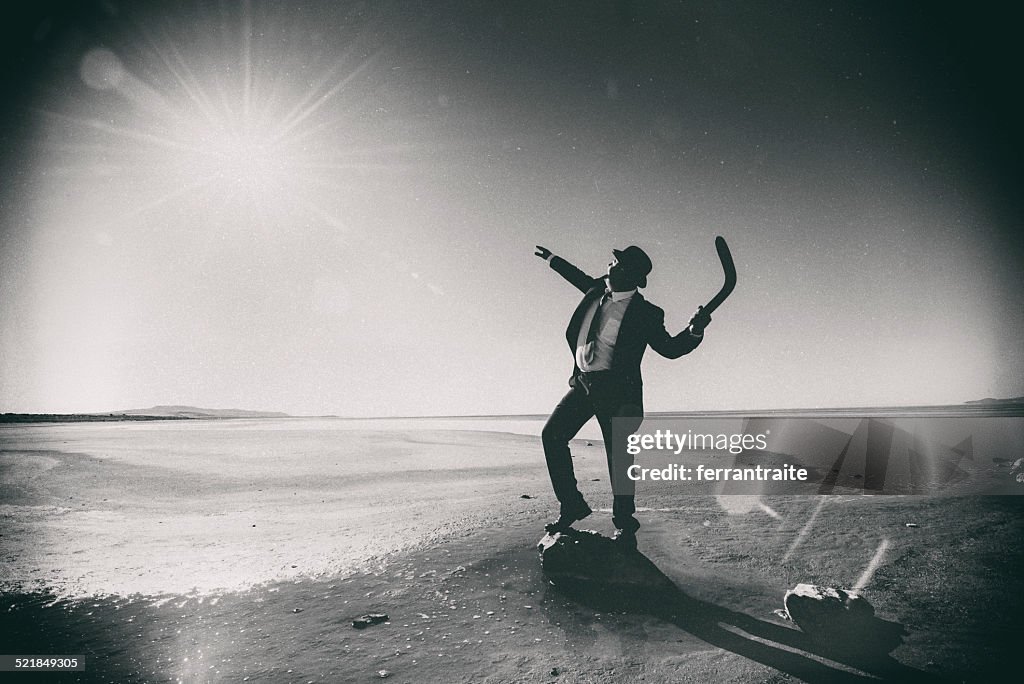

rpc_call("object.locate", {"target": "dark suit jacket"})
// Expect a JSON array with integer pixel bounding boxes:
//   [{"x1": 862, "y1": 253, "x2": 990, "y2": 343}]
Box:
[{"x1": 550, "y1": 255, "x2": 702, "y2": 404}]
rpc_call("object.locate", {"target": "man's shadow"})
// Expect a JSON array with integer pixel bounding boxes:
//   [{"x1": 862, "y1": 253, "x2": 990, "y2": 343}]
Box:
[{"x1": 541, "y1": 530, "x2": 940, "y2": 684}]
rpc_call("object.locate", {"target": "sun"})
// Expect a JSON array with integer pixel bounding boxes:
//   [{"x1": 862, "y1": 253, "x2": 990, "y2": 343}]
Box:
[
  {"x1": 178, "y1": 120, "x2": 293, "y2": 199},
  {"x1": 39, "y1": 3, "x2": 394, "y2": 240}
]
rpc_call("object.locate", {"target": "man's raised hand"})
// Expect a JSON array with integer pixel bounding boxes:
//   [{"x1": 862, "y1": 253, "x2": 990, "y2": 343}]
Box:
[
  {"x1": 689, "y1": 306, "x2": 712, "y2": 335},
  {"x1": 534, "y1": 245, "x2": 552, "y2": 260}
]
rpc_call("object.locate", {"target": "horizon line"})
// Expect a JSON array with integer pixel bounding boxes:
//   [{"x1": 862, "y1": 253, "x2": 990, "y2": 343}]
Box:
[{"x1": 8, "y1": 398, "x2": 1023, "y2": 421}]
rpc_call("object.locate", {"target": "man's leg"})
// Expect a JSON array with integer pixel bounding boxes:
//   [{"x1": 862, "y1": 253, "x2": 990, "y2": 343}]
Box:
[
  {"x1": 595, "y1": 399, "x2": 643, "y2": 536},
  {"x1": 541, "y1": 384, "x2": 595, "y2": 518}
]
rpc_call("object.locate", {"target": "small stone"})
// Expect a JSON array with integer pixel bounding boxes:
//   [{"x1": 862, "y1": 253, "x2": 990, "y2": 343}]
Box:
[
  {"x1": 520, "y1": 494, "x2": 534, "y2": 499},
  {"x1": 352, "y1": 613, "x2": 389, "y2": 629},
  {"x1": 292, "y1": 608, "x2": 304, "y2": 613},
  {"x1": 905, "y1": 522, "x2": 918, "y2": 528},
  {"x1": 377, "y1": 670, "x2": 391, "y2": 679}
]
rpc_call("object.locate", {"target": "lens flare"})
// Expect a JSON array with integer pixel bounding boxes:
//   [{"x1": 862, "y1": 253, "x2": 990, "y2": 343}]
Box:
[{"x1": 80, "y1": 48, "x2": 125, "y2": 90}]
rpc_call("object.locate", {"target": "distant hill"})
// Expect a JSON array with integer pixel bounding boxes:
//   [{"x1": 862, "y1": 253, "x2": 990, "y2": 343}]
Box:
[
  {"x1": 1, "y1": 406, "x2": 291, "y2": 424},
  {"x1": 964, "y1": 396, "x2": 1024, "y2": 405},
  {"x1": 115, "y1": 406, "x2": 291, "y2": 419}
]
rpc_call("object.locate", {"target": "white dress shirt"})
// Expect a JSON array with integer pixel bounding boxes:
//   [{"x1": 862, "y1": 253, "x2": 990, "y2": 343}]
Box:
[{"x1": 575, "y1": 287, "x2": 636, "y2": 371}]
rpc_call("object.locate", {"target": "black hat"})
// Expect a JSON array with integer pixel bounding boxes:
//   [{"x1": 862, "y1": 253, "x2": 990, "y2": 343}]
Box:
[{"x1": 612, "y1": 245, "x2": 653, "y2": 288}]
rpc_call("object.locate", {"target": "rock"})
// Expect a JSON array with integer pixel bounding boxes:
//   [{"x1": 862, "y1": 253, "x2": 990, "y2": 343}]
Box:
[
  {"x1": 538, "y1": 531, "x2": 675, "y2": 598},
  {"x1": 377, "y1": 670, "x2": 391, "y2": 678},
  {"x1": 1010, "y1": 458, "x2": 1024, "y2": 475},
  {"x1": 586, "y1": 442, "x2": 593, "y2": 446},
  {"x1": 905, "y1": 522, "x2": 918, "y2": 528},
  {"x1": 784, "y1": 584, "x2": 907, "y2": 656},
  {"x1": 550, "y1": 666, "x2": 560, "y2": 676},
  {"x1": 520, "y1": 494, "x2": 534, "y2": 499},
  {"x1": 352, "y1": 613, "x2": 389, "y2": 629},
  {"x1": 784, "y1": 584, "x2": 874, "y2": 640}
]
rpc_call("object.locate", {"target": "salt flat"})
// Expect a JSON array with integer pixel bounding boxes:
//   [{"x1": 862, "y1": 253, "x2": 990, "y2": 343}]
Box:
[
  {"x1": 0, "y1": 420, "x2": 579, "y2": 596},
  {"x1": 2, "y1": 419, "x2": 1022, "y2": 682}
]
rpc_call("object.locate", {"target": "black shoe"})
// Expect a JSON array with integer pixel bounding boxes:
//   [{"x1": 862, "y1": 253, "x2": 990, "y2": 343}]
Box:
[
  {"x1": 544, "y1": 501, "x2": 592, "y2": 534},
  {"x1": 613, "y1": 529, "x2": 638, "y2": 552}
]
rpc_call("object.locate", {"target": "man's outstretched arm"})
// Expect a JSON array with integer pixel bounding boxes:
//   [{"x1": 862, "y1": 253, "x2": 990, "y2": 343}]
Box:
[
  {"x1": 535, "y1": 245, "x2": 602, "y2": 294},
  {"x1": 648, "y1": 306, "x2": 713, "y2": 359}
]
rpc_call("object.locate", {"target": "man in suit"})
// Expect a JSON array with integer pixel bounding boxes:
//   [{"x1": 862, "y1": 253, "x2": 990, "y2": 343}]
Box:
[{"x1": 535, "y1": 244, "x2": 711, "y2": 550}]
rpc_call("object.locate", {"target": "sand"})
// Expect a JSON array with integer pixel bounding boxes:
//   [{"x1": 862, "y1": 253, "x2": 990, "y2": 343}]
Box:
[
  {"x1": 0, "y1": 424, "x2": 563, "y2": 596},
  {"x1": 2, "y1": 422, "x2": 1023, "y2": 682}
]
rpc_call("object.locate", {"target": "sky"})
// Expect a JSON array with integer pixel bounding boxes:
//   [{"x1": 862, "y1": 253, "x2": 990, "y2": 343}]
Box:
[{"x1": 0, "y1": 1, "x2": 1021, "y2": 417}]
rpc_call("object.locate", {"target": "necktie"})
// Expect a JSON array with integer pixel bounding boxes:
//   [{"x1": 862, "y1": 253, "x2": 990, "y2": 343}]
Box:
[{"x1": 583, "y1": 292, "x2": 609, "y2": 364}]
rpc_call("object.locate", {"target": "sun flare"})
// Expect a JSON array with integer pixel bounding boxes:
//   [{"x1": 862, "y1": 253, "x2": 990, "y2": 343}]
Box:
[{"x1": 40, "y1": 3, "x2": 396, "y2": 241}]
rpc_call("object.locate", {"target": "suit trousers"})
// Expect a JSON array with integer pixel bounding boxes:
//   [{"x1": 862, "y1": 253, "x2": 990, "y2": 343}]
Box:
[{"x1": 541, "y1": 371, "x2": 644, "y2": 532}]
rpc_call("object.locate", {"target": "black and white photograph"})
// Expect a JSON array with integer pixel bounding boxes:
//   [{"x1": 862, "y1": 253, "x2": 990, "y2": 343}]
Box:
[{"x1": 1, "y1": 1, "x2": 1022, "y2": 682}]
